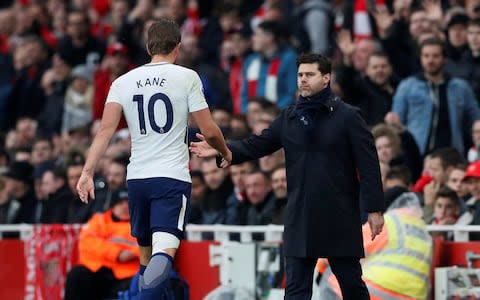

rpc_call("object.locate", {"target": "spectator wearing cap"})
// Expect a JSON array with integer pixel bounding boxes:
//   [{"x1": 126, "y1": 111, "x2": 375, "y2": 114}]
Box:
[
  {"x1": 2, "y1": 161, "x2": 37, "y2": 223},
  {"x1": 445, "y1": 12, "x2": 470, "y2": 62},
  {"x1": 240, "y1": 20, "x2": 297, "y2": 113},
  {"x1": 92, "y1": 41, "x2": 131, "y2": 130},
  {"x1": 56, "y1": 9, "x2": 105, "y2": 68},
  {"x1": 460, "y1": 161, "x2": 480, "y2": 240},
  {"x1": 65, "y1": 186, "x2": 139, "y2": 300},
  {"x1": 445, "y1": 12, "x2": 468, "y2": 77},
  {"x1": 61, "y1": 64, "x2": 94, "y2": 134}
]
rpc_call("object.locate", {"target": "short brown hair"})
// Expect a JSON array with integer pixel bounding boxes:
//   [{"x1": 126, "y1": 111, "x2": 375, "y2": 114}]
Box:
[
  {"x1": 367, "y1": 50, "x2": 390, "y2": 65},
  {"x1": 419, "y1": 37, "x2": 447, "y2": 57},
  {"x1": 435, "y1": 186, "x2": 460, "y2": 206},
  {"x1": 468, "y1": 18, "x2": 480, "y2": 28},
  {"x1": 296, "y1": 53, "x2": 332, "y2": 75},
  {"x1": 147, "y1": 19, "x2": 181, "y2": 56}
]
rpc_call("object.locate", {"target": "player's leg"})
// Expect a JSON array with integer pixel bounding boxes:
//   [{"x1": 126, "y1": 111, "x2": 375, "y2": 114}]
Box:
[
  {"x1": 127, "y1": 179, "x2": 152, "y2": 293},
  {"x1": 140, "y1": 177, "x2": 191, "y2": 300}
]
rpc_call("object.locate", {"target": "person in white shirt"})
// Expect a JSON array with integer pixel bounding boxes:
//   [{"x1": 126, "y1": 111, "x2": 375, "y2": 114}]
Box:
[{"x1": 76, "y1": 19, "x2": 232, "y2": 299}]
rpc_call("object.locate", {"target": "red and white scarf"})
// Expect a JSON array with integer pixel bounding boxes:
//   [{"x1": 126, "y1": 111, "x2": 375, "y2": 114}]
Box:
[
  {"x1": 354, "y1": 0, "x2": 386, "y2": 39},
  {"x1": 246, "y1": 56, "x2": 281, "y2": 103}
]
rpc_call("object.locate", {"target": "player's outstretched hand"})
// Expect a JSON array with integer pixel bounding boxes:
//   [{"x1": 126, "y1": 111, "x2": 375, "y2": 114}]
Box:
[
  {"x1": 76, "y1": 173, "x2": 95, "y2": 204},
  {"x1": 189, "y1": 133, "x2": 219, "y2": 157}
]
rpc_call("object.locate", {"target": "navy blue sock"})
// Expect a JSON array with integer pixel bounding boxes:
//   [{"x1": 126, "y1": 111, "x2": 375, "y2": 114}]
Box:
[
  {"x1": 140, "y1": 265, "x2": 147, "y2": 275},
  {"x1": 138, "y1": 264, "x2": 147, "y2": 292}
]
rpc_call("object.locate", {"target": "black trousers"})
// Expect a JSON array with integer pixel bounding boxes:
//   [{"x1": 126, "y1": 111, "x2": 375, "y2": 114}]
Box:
[
  {"x1": 285, "y1": 256, "x2": 369, "y2": 300},
  {"x1": 64, "y1": 265, "x2": 131, "y2": 300}
]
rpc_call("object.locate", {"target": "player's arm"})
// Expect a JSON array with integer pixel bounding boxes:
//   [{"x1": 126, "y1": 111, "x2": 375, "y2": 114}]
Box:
[
  {"x1": 191, "y1": 108, "x2": 231, "y2": 164},
  {"x1": 77, "y1": 102, "x2": 122, "y2": 203}
]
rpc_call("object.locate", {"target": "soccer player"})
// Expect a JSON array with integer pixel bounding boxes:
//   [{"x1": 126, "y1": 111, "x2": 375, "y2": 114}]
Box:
[{"x1": 76, "y1": 19, "x2": 231, "y2": 299}]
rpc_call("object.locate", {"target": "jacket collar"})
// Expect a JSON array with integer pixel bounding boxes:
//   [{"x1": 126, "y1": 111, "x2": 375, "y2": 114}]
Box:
[
  {"x1": 415, "y1": 72, "x2": 451, "y2": 84},
  {"x1": 287, "y1": 93, "x2": 340, "y2": 119}
]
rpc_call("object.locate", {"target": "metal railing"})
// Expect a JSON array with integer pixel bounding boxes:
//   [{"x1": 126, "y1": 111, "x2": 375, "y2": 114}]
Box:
[{"x1": 1, "y1": 224, "x2": 480, "y2": 242}]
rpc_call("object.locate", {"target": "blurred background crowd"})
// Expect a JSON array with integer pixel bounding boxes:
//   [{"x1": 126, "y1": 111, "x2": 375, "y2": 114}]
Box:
[{"x1": 1, "y1": 0, "x2": 480, "y2": 239}]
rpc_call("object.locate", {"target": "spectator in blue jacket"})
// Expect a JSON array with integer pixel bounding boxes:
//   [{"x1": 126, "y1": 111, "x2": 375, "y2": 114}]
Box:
[{"x1": 388, "y1": 37, "x2": 480, "y2": 156}]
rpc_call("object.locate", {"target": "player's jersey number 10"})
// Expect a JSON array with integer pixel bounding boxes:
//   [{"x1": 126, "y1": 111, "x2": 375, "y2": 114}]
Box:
[{"x1": 132, "y1": 93, "x2": 173, "y2": 135}]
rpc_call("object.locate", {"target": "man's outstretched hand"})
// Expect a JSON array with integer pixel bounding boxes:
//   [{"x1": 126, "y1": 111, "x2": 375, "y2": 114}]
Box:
[
  {"x1": 189, "y1": 133, "x2": 232, "y2": 168},
  {"x1": 368, "y1": 212, "x2": 384, "y2": 241}
]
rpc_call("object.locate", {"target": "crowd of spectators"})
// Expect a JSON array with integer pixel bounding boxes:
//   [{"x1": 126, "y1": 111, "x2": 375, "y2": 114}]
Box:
[{"x1": 1, "y1": 0, "x2": 480, "y2": 241}]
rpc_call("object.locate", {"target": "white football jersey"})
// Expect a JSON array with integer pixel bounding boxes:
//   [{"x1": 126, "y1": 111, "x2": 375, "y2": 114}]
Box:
[{"x1": 106, "y1": 62, "x2": 208, "y2": 182}]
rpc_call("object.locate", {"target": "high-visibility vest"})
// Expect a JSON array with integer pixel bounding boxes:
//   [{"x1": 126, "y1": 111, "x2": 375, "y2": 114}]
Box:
[{"x1": 363, "y1": 212, "x2": 432, "y2": 300}]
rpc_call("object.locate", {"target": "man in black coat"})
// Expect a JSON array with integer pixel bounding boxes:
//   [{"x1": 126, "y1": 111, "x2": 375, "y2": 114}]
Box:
[
  {"x1": 39, "y1": 167, "x2": 75, "y2": 224},
  {"x1": 190, "y1": 53, "x2": 385, "y2": 299}
]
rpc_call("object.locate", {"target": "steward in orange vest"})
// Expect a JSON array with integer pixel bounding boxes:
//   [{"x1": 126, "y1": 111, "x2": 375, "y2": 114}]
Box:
[{"x1": 65, "y1": 187, "x2": 140, "y2": 300}]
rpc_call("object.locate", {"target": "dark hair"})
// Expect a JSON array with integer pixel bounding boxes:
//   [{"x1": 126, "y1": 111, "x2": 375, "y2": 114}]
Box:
[
  {"x1": 430, "y1": 147, "x2": 467, "y2": 170},
  {"x1": 112, "y1": 152, "x2": 129, "y2": 167},
  {"x1": 190, "y1": 170, "x2": 205, "y2": 183},
  {"x1": 367, "y1": 50, "x2": 390, "y2": 64},
  {"x1": 419, "y1": 37, "x2": 447, "y2": 57},
  {"x1": 147, "y1": 19, "x2": 181, "y2": 56},
  {"x1": 67, "y1": 9, "x2": 90, "y2": 26},
  {"x1": 296, "y1": 53, "x2": 332, "y2": 74},
  {"x1": 49, "y1": 166, "x2": 67, "y2": 181},
  {"x1": 14, "y1": 146, "x2": 32, "y2": 155},
  {"x1": 20, "y1": 35, "x2": 48, "y2": 54},
  {"x1": 32, "y1": 135, "x2": 53, "y2": 150},
  {"x1": 409, "y1": 6, "x2": 426, "y2": 18},
  {"x1": 65, "y1": 148, "x2": 85, "y2": 168},
  {"x1": 468, "y1": 18, "x2": 480, "y2": 28},
  {"x1": 386, "y1": 165, "x2": 412, "y2": 186},
  {"x1": 450, "y1": 163, "x2": 467, "y2": 173},
  {"x1": 435, "y1": 186, "x2": 460, "y2": 206},
  {"x1": 247, "y1": 168, "x2": 270, "y2": 182},
  {"x1": 257, "y1": 21, "x2": 283, "y2": 44},
  {"x1": 248, "y1": 97, "x2": 277, "y2": 111}
]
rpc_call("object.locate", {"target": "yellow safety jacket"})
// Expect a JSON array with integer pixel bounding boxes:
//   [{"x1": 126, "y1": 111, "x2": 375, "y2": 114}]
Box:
[{"x1": 363, "y1": 211, "x2": 432, "y2": 300}]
